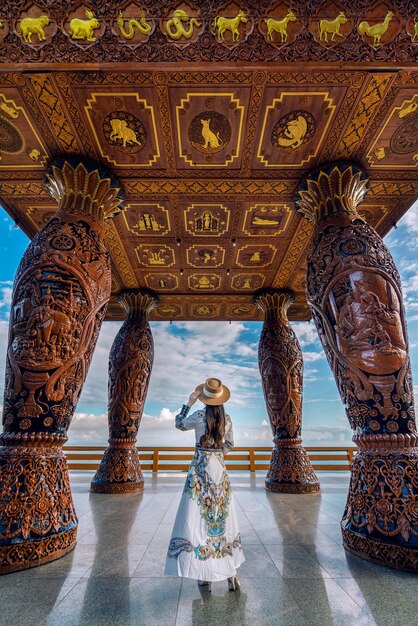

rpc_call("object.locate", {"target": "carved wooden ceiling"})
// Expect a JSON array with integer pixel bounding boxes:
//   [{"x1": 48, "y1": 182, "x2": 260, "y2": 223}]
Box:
[{"x1": 0, "y1": 1, "x2": 417, "y2": 321}]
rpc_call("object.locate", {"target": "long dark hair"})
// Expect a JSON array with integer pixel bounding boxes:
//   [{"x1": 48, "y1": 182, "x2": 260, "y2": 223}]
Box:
[{"x1": 200, "y1": 404, "x2": 226, "y2": 449}]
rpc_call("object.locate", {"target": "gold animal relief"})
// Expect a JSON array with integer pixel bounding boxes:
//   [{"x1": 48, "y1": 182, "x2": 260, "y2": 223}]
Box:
[
  {"x1": 318, "y1": 12, "x2": 348, "y2": 42},
  {"x1": 117, "y1": 10, "x2": 152, "y2": 39},
  {"x1": 164, "y1": 8, "x2": 202, "y2": 41},
  {"x1": 212, "y1": 10, "x2": 248, "y2": 42},
  {"x1": 358, "y1": 11, "x2": 394, "y2": 47},
  {"x1": 272, "y1": 111, "x2": 316, "y2": 151},
  {"x1": 264, "y1": 9, "x2": 297, "y2": 43},
  {"x1": 17, "y1": 14, "x2": 50, "y2": 43},
  {"x1": 103, "y1": 112, "x2": 147, "y2": 154},
  {"x1": 189, "y1": 112, "x2": 231, "y2": 155},
  {"x1": 69, "y1": 10, "x2": 100, "y2": 42}
]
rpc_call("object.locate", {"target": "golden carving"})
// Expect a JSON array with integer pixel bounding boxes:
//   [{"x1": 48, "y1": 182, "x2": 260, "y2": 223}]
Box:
[
  {"x1": 213, "y1": 10, "x2": 248, "y2": 42},
  {"x1": 28, "y1": 148, "x2": 40, "y2": 160},
  {"x1": 319, "y1": 12, "x2": 347, "y2": 42},
  {"x1": 264, "y1": 10, "x2": 297, "y2": 43},
  {"x1": 17, "y1": 15, "x2": 50, "y2": 43},
  {"x1": 69, "y1": 10, "x2": 100, "y2": 42},
  {"x1": 358, "y1": 11, "x2": 393, "y2": 47},
  {"x1": 184, "y1": 204, "x2": 230, "y2": 237},
  {"x1": 117, "y1": 10, "x2": 152, "y2": 38},
  {"x1": 165, "y1": 9, "x2": 201, "y2": 40},
  {"x1": 399, "y1": 101, "x2": 417, "y2": 118},
  {"x1": 276, "y1": 115, "x2": 307, "y2": 149},
  {"x1": 109, "y1": 118, "x2": 142, "y2": 148},
  {"x1": 200, "y1": 118, "x2": 224, "y2": 151},
  {"x1": 189, "y1": 274, "x2": 220, "y2": 290},
  {"x1": 367, "y1": 94, "x2": 418, "y2": 169},
  {"x1": 186, "y1": 245, "x2": 225, "y2": 268},
  {"x1": 0, "y1": 101, "x2": 18, "y2": 119},
  {"x1": 243, "y1": 204, "x2": 291, "y2": 237},
  {"x1": 375, "y1": 147, "x2": 386, "y2": 160},
  {"x1": 258, "y1": 91, "x2": 336, "y2": 168},
  {"x1": 135, "y1": 244, "x2": 175, "y2": 268},
  {"x1": 414, "y1": 17, "x2": 418, "y2": 41}
]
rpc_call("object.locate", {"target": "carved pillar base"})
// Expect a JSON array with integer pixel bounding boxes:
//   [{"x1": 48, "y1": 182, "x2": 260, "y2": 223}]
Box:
[
  {"x1": 90, "y1": 439, "x2": 144, "y2": 494},
  {"x1": 0, "y1": 433, "x2": 77, "y2": 574},
  {"x1": 342, "y1": 434, "x2": 418, "y2": 572},
  {"x1": 266, "y1": 439, "x2": 320, "y2": 493}
]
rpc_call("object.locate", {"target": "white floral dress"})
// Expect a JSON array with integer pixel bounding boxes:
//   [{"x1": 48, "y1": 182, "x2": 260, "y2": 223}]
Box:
[{"x1": 164, "y1": 406, "x2": 245, "y2": 582}]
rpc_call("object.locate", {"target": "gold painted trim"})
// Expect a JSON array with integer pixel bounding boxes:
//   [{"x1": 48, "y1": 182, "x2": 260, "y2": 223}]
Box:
[
  {"x1": 175, "y1": 92, "x2": 245, "y2": 167},
  {"x1": 257, "y1": 91, "x2": 336, "y2": 168},
  {"x1": 183, "y1": 203, "x2": 231, "y2": 237},
  {"x1": 122, "y1": 202, "x2": 171, "y2": 236},
  {"x1": 366, "y1": 94, "x2": 418, "y2": 169},
  {"x1": 242, "y1": 203, "x2": 291, "y2": 236},
  {"x1": 84, "y1": 92, "x2": 161, "y2": 167},
  {"x1": 186, "y1": 244, "x2": 225, "y2": 268},
  {"x1": 0, "y1": 93, "x2": 48, "y2": 168}
]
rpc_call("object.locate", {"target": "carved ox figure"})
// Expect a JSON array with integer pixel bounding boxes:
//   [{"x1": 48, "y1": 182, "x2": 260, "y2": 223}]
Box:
[
  {"x1": 213, "y1": 10, "x2": 247, "y2": 42},
  {"x1": 18, "y1": 15, "x2": 50, "y2": 43}
]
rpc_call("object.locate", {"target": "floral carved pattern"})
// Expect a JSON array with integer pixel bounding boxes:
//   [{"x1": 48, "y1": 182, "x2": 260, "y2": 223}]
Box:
[{"x1": 254, "y1": 289, "x2": 319, "y2": 493}]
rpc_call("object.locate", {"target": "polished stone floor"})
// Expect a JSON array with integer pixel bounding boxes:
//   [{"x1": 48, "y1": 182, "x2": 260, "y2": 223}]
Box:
[{"x1": 1, "y1": 471, "x2": 417, "y2": 626}]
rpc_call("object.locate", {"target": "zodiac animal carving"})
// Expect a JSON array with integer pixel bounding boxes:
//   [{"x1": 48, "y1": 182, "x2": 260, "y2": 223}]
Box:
[
  {"x1": 201, "y1": 119, "x2": 223, "y2": 149},
  {"x1": 109, "y1": 119, "x2": 141, "y2": 148},
  {"x1": 213, "y1": 10, "x2": 247, "y2": 42},
  {"x1": 165, "y1": 9, "x2": 201, "y2": 40},
  {"x1": 319, "y1": 12, "x2": 347, "y2": 42},
  {"x1": 17, "y1": 15, "x2": 49, "y2": 43},
  {"x1": 117, "y1": 10, "x2": 151, "y2": 39},
  {"x1": 264, "y1": 9, "x2": 297, "y2": 42},
  {"x1": 414, "y1": 17, "x2": 418, "y2": 41},
  {"x1": 358, "y1": 11, "x2": 393, "y2": 46},
  {"x1": 69, "y1": 10, "x2": 100, "y2": 42},
  {"x1": 276, "y1": 115, "x2": 308, "y2": 149}
]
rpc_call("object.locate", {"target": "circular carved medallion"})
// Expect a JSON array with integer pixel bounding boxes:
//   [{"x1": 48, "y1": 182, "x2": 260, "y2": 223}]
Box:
[
  {"x1": 271, "y1": 110, "x2": 316, "y2": 152},
  {"x1": 103, "y1": 111, "x2": 147, "y2": 154},
  {"x1": 390, "y1": 111, "x2": 418, "y2": 154},
  {"x1": 51, "y1": 235, "x2": 76, "y2": 251},
  {"x1": 188, "y1": 111, "x2": 231, "y2": 154},
  {"x1": 0, "y1": 115, "x2": 24, "y2": 153},
  {"x1": 339, "y1": 238, "x2": 367, "y2": 257}
]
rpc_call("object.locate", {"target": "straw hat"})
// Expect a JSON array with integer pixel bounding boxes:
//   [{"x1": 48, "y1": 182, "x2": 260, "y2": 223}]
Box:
[{"x1": 195, "y1": 378, "x2": 230, "y2": 406}]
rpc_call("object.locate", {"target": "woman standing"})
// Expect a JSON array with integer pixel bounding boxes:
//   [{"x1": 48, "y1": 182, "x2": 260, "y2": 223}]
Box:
[{"x1": 165, "y1": 378, "x2": 245, "y2": 590}]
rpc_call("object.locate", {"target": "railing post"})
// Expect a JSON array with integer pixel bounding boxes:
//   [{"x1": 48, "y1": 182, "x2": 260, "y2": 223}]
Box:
[
  {"x1": 347, "y1": 448, "x2": 354, "y2": 469},
  {"x1": 249, "y1": 449, "x2": 256, "y2": 472},
  {"x1": 152, "y1": 449, "x2": 159, "y2": 473}
]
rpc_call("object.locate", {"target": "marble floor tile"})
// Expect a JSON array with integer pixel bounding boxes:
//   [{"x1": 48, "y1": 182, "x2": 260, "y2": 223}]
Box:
[{"x1": 1, "y1": 472, "x2": 416, "y2": 626}]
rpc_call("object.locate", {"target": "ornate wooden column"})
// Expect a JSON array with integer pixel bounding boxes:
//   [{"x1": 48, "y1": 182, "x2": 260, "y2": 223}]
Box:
[
  {"x1": 0, "y1": 157, "x2": 124, "y2": 574},
  {"x1": 90, "y1": 289, "x2": 158, "y2": 494},
  {"x1": 254, "y1": 289, "x2": 320, "y2": 493},
  {"x1": 296, "y1": 162, "x2": 418, "y2": 572}
]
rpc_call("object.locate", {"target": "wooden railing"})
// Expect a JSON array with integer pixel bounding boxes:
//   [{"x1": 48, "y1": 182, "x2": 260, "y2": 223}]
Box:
[{"x1": 64, "y1": 445, "x2": 356, "y2": 472}]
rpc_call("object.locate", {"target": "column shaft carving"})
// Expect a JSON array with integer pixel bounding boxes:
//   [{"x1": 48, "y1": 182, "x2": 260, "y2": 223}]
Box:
[
  {"x1": 254, "y1": 289, "x2": 320, "y2": 494},
  {"x1": 0, "y1": 157, "x2": 124, "y2": 574},
  {"x1": 296, "y1": 162, "x2": 418, "y2": 572},
  {"x1": 90, "y1": 290, "x2": 158, "y2": 494}
]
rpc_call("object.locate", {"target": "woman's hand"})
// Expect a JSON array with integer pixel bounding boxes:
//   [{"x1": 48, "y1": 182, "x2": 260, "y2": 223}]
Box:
[{"x1": 187, "y1": 390, "x2": 200, "y2": 408}]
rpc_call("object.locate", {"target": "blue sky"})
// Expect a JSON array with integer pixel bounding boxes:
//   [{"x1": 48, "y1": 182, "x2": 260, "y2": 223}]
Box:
[{"x1": 0, "y1": 201, "x2": 417, "y2": 448}]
